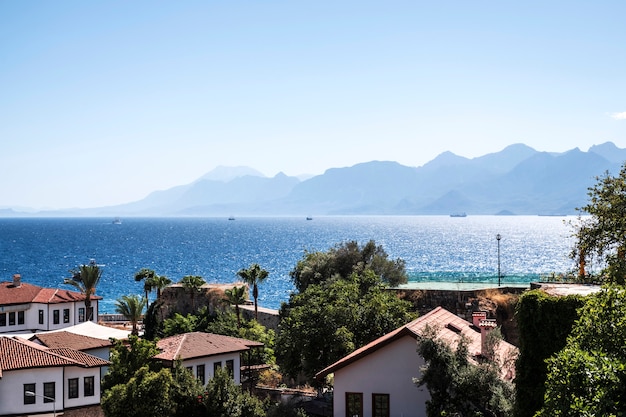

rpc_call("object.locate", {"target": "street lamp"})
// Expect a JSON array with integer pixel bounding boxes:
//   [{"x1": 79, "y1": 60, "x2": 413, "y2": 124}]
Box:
[
  {"x1": 25, "y1": 391, "x2": 56, "y2": 417},
  {"x1": 496, "y1": 234, "x2": 502, "y2": 287}
]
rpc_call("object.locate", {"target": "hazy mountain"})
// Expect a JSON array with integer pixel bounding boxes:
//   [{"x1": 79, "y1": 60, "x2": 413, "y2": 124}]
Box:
[{"x1": 6, "y1": 142, "x2": 626, "y2": 217}]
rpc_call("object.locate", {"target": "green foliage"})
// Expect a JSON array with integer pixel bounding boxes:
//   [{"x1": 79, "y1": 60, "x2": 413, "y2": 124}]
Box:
[
  {"x1": 415, "y1": 326, "x2": 515, "y2": 417},
  {"x1": 180, "y1": 275, "x2": 207, "y2": 309},
  {"x1": 101, "y1": 361, "x2": 205, "y2": 417},
  {"x1": 536, "y1": 285, "x2": 626, "y2": 416},
  {"x1": 114, "y1": 294, "x2": 146, "y2": 335},
  {"x1": 101, "y1": 335, "x2": 161, "y2": 391},
  {"x1": 225, "y1": 285, "x2": 247, "y2": 327},
  {"x1": 277, "y1": 269, "x2": 415, "y2": 385},
  {"x1": 514, "y1": 289, "x2": 585, "y2": 417},
  {"x1": 571, "y1": 164, "x2": 626, "y2": 284},
  {"x1": 64, "y1": 261, "x2": 102, "y2": 321},
  {"x1": 200, "y1": 367, "x2": 266, "y2": 417},
  {"x1": 237, "y1": 263, "x2": 269, "y2": 320},
  {"x1": 289, "y1": 239, "x2": 408, "y2": 292}
]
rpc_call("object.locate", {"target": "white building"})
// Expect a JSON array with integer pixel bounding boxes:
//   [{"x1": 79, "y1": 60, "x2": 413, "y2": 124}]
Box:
[
  {"x1": 0, "y1": 274, "x2": 101, "y2": 334},
  {"x1": 0, "y1": 336, "x2": 109, "y2": 416},
  {"x1": 315, "y1": 307, "x2": 518, "y2": 417},
  {"x1": 154, "y1": 331, "x2": 264, "y2": 386}
]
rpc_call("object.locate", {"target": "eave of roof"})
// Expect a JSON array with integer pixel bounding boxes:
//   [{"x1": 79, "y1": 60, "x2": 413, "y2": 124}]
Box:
[{"x1": 154, "y1": 331, "x2": 263, "y2": 362}]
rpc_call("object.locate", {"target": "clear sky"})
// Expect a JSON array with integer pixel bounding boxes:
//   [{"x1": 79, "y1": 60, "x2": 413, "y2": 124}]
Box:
[{"x1": 1, "y1": 1, "x2": 625, "y2": 209}]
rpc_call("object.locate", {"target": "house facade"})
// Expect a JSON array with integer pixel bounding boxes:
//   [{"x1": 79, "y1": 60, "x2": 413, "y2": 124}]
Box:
[
  {"x1": 316, "y1": 307, "x2": 518, "y2": 417},
  {"x1": 0, "y1": 274, "x2": 100, "y2": 334},
  {"x1": 154, "y1": 331, "x2": 264, "y2": 386},
  {"x1": 0, "y1": 336, "x2": 109, "y2": 416}
]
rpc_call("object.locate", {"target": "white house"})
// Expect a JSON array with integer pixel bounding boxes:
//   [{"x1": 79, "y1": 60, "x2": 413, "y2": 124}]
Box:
[
  {"x1": 0, "y1": 335, "x2": 109, "y2": 416},
  {"x1": 154, "y1": 331, "x2": 264, "y2": 386},
  {"x1": 315, "y1": 307, "x2": 518, "y2": 417},
  {"x1": 0, "y1": 274, "x2": 101, "y2": 334}
]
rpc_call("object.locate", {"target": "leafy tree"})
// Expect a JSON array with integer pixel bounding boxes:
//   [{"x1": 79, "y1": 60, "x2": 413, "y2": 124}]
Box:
[
  {"x1": 64, "y1": 261, "x2": 102, "y2": 321},
  {"x1": 277, "y1": 269, "x2": 414, "y2": 385},
  {"x1": 151, "y1": 273, "x2": 172, "y2": 299},
  {"x1": 237, "y1": 263, "x2": 269, "y2": 320},
  {"x1": 225, "y1": 285, "x2": 248, "y2": 328},
  {"x1": 162, "y1": 312, "x2": 199, "y2": 337},
  {"x1": 513, "y1": 290, "x2": 585, "y2": 417},
  {"x1": 200, "y1": 366, "x2": 266, "y2": 417},
  {"x1": 180, "y1": 275, "x2": 206, "y2": 310},
  {"x1": 536, "y1": 285, "x2": 626, "y2": 416},
  {"x1": 134, "y1": 268, "x2": 156, "y2": 303},
  {"x1": 415, "y1": 326, "x2": 515, "y2": 417},
  {"x1": 571, "y1": 164, "x2": 626, "y2": 284},
  {"x1": 102, "y1": 335, "x2": 161, "y2": 391},
  {"x1": 290, "y1": 239, "x2": 408, "y2": 292},
  {"x1": 114, "y1": 294, "x2": 146, "y2": 336}
]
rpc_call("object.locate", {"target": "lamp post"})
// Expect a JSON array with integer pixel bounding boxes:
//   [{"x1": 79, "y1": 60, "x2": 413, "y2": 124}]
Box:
[
  {"x1": 496, "y1": 234, "x2": 502, "y2": 287},
  {"x1": 25, "y1": 391, "x2": 56, "y2": 417}
]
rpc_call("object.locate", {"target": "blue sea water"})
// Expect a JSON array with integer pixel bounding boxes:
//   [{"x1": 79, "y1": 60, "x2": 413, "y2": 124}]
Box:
[{"x1": 0, "y1": 216, "x2": 576, "y2": 313}]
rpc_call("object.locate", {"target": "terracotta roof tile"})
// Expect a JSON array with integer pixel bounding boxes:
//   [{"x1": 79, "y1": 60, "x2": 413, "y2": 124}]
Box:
[
  {"x1": 47, "y1": 348, "x2": 109, "y2": 367},
  {"x1": 0, "y1": 336, "x2": 84, "y2": 371},
  {"x1": 154, "y1": 332, "x2": 263, "y2": 362},
  {"x1": 316, "y1": 307, "x2": 518, "y2": 380},
  {"x1": 31, "y1": 331, "x2": 113, "y2": 351},
  {"x1": 0, "y1": 281, "x2": 101, "y2": 305}
]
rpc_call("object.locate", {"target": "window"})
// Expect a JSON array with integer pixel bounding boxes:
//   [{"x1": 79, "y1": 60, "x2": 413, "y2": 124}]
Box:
[
  {"x1": 18, "y1": 311, "x2": 24, "y2": 325},
  {"x1": 0, "y1": 313, "x2": 5, "y2": 326},
  {"x1": 226, "y1": 359, "x2": 234, "y2": 377},
  {"x1": 79, "y1": 308, "x2": 85, "y2": 322},
  {"x1": 346, "y1": 392, "x2": 363, "y2": 417},
  {"x1": 43, "y1": 382, "x2": 55, "y2": 402},
  {"x1": 63, "y1": 308, "x2": 70, "y2": 323},
  {"x1": 213, "y1": 361, "x2": 222, "y2": 374},
  {"x1": 39, "y1": 309, "x2": 44, "y2": 325},
  {"x1": 68, "y1": 378, "x2": 79, "y2": 399},
  {"x1": 88, "y1": 307, "x2": 94, "y2": 321},
  {"x1": 197, "y1": 364, "x2": 205, "y2": 385},
  {"x1": 24, "y1": 384, "x2": 36, "y2": 405},
  {"x1": 372, "y1": 394, "x2": 390, "y2": 417},
  {"x1": 53, "y1": 310, "x2": 59, "y2": 325},
  {"x1": 9, "y1": 311, "x2": 15, "y2": 326},
  {"x1": 84, "y1": 376, "x2": 94, "y2": 397}
]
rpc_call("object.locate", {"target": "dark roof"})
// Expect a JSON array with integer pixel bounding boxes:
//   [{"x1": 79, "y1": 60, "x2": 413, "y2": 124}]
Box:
[
  {"x1": 154, "y1": 331, "x2": 263, "y2": 362},
  {"x1": 0, "y1": 281, "x2": 101, "y2": 306}
]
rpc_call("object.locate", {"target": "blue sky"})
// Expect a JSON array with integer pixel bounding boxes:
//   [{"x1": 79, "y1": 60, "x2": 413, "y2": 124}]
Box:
[{"x1": 1, "y1": 1, "x2": 625, "y2": 209}]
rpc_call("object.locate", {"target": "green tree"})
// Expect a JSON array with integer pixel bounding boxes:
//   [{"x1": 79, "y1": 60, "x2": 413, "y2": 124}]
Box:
[
  {"x1": 290, "y1": 239, "x2": 408, "y2": 292},
  {"x1": 162, "y1": 312, "x2": 199, "y2": 337},
  {"x1": 225, "y1": 285, "x2": 248, "y2": 328},
  {"x1": 102, "y1": 335, "x2": 161, "y2": 391},
  {"x1": 151, "y1": 274, "x2": 172, "y2": 299},
  {"x1": 277, "y1": 269, "x2": 414, "y2": 385},
  {"x1": 180, "y1": 275, "x2": 206, "y2": 310},
  {"x1": 135, "y1": 268, "x2": 172, "y2": 304},
  {"x1": 200, "y1": 366, "x2": 266, "y2": 417},
  {"x1": 536, "y1": 285, "x2": 626, "y2": 416},
  {"x1": 64, "y1": 261, "x2": 102, "y2": 321},
  {"x1": 237, "y1": 263, "x2": 269, "y2": 320},
  {"x1": 571, "y1": 164, "x2": 626, "y2": 284},
  {"x1": 513, "y1": 290, "x2": 585, "y2": 417},
  {"x1": 415, "y1": 326, "x2": 515, "y2": 417},
  {"x1": 114, "y1": 294, "x2": 146, "y2": 336}
]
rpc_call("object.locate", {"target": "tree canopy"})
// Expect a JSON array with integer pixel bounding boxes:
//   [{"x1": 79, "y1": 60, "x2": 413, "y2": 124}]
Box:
[
  {"x1": 289, "y1": 239, "x2": 408, "y2": 292},
  {"x1": 64, "y1": 261, "x2": 102, "y2": 321},
  {"x1": 237, "y1": 263, "x2": 268, "y2": 320},
  {"x1": 571, "y1": 164, "x2": 626, "y2": 284},
  {"x1": 536, "y1": 286, "x2": 626, "y2": 416}
]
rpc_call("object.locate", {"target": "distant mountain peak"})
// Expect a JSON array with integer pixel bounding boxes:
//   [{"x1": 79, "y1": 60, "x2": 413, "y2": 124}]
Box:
[{"x1": 196, "y1": 166, "x2": 266, "y2": 183}]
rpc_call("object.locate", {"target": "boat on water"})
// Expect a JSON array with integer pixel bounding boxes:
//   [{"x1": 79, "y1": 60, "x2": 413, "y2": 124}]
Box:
[
  {"x1": 306, "y1": 216, "x2": 313, "y2": 220},
  {"x1": 228, "y1": 216, "x2": 235, "y2": 221},
  {"x1": 450, "y1": 213, "x2": 467, "y2": 218},
  {"x1": 112, "y1": 217, "x2": 122, "y2": 224}
]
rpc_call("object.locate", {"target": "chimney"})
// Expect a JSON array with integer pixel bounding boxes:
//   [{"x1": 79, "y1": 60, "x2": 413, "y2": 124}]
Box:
[
  {"x1": 479, "y1": 318, "x2": 498, "y2": 358},
  {"x1": 472, "y1": 311, "x2": 487, "y2": 328},
  {"x1": 12, "y1": 274, "x2": 21, "y2": 288}
]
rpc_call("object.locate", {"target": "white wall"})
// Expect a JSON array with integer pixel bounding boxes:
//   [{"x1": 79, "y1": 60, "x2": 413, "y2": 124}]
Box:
[
  {"x1": 182, "y1": 352, "x2": 241, "y2": 385},
  {"x1": 333, "y1": 335, "x2": 430, "y2": 417},
  {"x1": 0, "y1": 367, "x2": 62, "y2": 416},
  {"x1": 64, "y1": 366, "x2": 103, "y2": 409}
]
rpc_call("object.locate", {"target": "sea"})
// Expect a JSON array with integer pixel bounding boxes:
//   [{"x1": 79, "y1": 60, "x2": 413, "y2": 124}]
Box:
[{"x1": 0, "y1": 216, "x2": 578, "y2": 313}]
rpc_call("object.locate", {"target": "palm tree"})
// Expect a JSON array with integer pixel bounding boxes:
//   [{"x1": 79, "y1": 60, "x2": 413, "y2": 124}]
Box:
[
  {"x1": 237, "y1": 263, "x2": 268, "y2": 320},
  {"x1": 151, "y1": 274, "x2": 172, "y2": 299},
  {"x1": 179, "y1": 275, "x2": 206, "y2": 310},
  {"x1": 64, "y1": 261, "x2": 102, "y2": 322},
  {"x1": 225, "y1": 285, "x2": 247, "y2": 328},
  {"x1": 114, "y1": 294, "x2": 146, "y2": 336},
  {"x1": 134, "y1": 268, "x2": 156, "y2": 304}
]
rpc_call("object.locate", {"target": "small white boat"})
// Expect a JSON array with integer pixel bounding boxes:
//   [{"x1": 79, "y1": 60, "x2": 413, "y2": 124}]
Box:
[
  {"x1": 112, "y1": 217, "x2": 122, "y2": 224},
  {"x1": 306, "y1": 216, "x2": 313, "y2": 220}
]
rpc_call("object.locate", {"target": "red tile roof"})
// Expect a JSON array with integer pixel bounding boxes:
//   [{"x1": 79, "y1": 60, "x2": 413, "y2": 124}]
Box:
[
  {"x1": 0, "y1": 281, "x2": 102, "y2": 305},
  {"x1": 30, "y1": 331, "x2": 113, "y2": 351},
  {"x1": 154, "y1": 332, "x2": 263, "y2": 363},
  {"x1": 315, "y1": 306, "x2": 518, "y2": 381},
  {"x1": 0, "y1": 336, "x2": 109, "y2": 376}
]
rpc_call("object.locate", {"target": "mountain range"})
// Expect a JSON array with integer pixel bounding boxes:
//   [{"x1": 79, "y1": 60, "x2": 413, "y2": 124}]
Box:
[{"x1": 7, "y1": 142, "x2": 626, "y2": 217}]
